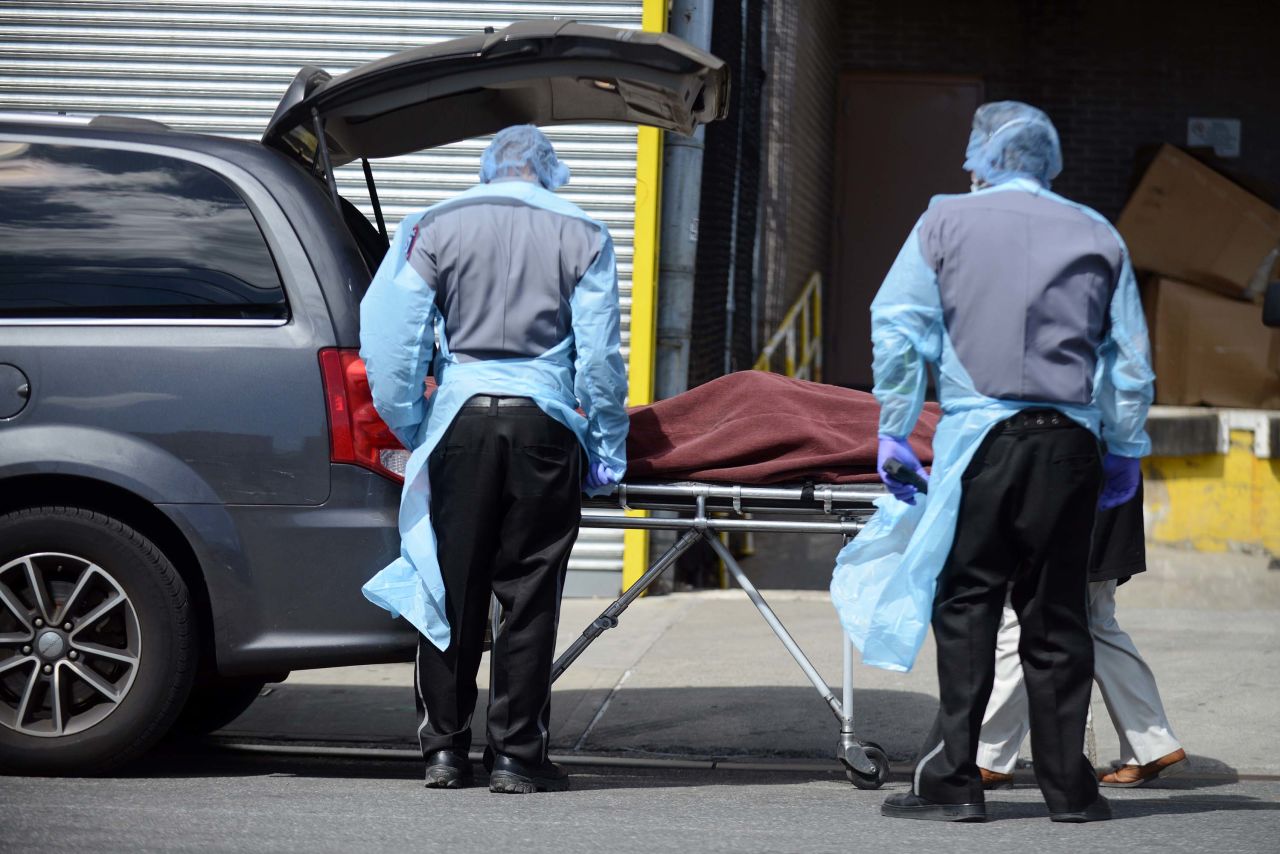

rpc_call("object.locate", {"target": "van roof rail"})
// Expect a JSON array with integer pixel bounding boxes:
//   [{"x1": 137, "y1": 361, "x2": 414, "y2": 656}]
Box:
[
  {"x1": 87, "y1": 115, "x2": 171, "y2": 132},
  {"x1": 0, "y1": 111, "x2": 94, "y2": 126},
  {"x1": 0, "y1": 112, "x2": 172, "y2": 132}
]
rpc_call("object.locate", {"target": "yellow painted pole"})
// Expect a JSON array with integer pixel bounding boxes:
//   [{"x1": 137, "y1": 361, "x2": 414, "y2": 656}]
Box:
[{"x1": 621, "y1": 0, "x2": 668, "y2": 591}]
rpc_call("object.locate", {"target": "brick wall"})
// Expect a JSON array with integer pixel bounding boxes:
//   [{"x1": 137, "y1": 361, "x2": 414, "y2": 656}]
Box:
[
  {"x1": 758, "y1": 0, "x2": 843, "y2": 346},
  {"x1": 840, "y1": 0, "x2": 1280, "y2": 217}
]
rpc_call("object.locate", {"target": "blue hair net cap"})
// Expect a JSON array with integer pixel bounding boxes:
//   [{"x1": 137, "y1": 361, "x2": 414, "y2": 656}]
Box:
[
  {"x1": 479, "y1": 124, "x2": 570, "y2": 190},
  {"x1": 963, "y1": 101, "x2": 1063, "y2": 187}
]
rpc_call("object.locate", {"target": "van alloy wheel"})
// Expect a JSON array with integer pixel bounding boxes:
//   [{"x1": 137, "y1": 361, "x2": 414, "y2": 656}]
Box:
[{"x1": 0, "y1": 552, "x2": 142, "y2": 737}]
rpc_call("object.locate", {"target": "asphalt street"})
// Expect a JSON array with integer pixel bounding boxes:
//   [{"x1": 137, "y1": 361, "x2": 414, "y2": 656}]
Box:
[
  {"x1": 1, "y1": 545, "x2": 1276, "y2": 852},
  {"x1": 2, "y1": 746, "x2": 1278, "y2": 854}
]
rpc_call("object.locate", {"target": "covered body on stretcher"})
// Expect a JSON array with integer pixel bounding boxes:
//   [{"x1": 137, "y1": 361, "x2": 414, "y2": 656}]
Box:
[{"x1": 622, "y1": 370, "x2": 937, "y2": 487}]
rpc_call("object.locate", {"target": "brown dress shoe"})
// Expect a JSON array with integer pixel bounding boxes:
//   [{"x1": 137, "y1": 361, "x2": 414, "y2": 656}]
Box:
[
  {"x1": 980, "y1": 767, "x2": 1014, "y2": 790},
  {"x1": 1099, "y1": 748, "x2": 1187, "y2": 788}
]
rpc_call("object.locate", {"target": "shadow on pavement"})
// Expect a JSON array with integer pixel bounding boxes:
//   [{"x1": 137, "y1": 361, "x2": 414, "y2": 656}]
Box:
[
  {"x1": 1148, "y1": 754, "x2": 1242, "y2": 787},
  {"x1": 100, "y1": 746, "x2": 1268, "y2": 806},
  {"x1": 990, "y1": 793, "x2": 1280, "y2": 822},
  {"x1": 94, "y1": 681, "x2": 1254, "y2": 803},
  {"x1": 997, "y1": 754, "x2": 1246, "y2": 791},
  {"x1": 121, "y1": 745, "x2": 851, "y2": 791},
  {"x1": 219, "y1": 683, "x2": 942, "y2": 762}
]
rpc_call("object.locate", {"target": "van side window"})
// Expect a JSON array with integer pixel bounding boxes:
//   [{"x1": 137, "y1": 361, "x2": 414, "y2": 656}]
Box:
[{"x1": 0, "y1": 141, "x2": 287, "y2": 320}]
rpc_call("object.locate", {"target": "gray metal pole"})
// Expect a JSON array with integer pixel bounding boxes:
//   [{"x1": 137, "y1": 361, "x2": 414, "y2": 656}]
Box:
[
  {"x1": 649, "y1": 0, "x2": 716, "y2": 592},
  {"x1": 654, "y1": 0, "x2": 714, "y2": 401},
  {"x1": 723, "y1": 0, "x2": 747, "y2": 376}
]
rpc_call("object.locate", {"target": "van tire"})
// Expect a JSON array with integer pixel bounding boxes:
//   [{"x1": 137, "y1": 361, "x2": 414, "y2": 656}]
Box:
[{"x1": 0, "y1": 507, "x2": 196, "y2": 775}]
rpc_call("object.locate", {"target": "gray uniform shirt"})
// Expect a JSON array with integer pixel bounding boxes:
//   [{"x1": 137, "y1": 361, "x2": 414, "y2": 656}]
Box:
[
  {"x1": 917, "y1": 188, "x2": 1124, "y2": 405},
  {"x1": 406, "y1": 191, "x2": 603, "y2": 363}
]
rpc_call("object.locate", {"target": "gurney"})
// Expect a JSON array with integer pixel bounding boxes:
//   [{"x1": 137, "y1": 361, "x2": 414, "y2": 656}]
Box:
[
  {"x1": 472, "y1": 372, "x2": 931, "y2": 785},
  {"x1": 552, "y1": 479, "x2": 893, "y2": 789}
]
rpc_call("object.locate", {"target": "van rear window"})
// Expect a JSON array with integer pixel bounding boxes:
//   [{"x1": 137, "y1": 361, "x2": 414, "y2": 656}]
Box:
[{"x1": 0, "y1": 140, "x2": 286, "y2": 320}]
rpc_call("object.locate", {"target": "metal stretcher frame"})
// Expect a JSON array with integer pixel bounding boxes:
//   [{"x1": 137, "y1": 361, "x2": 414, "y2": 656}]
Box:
[{"x1": 548, "y1": 480, "x2": 893, "y2": 788}]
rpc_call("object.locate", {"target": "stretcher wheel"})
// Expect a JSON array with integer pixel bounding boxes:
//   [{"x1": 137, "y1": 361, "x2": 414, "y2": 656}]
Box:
[{"x1": 845, "y1": 742, "x2": 890, "y2": 790}]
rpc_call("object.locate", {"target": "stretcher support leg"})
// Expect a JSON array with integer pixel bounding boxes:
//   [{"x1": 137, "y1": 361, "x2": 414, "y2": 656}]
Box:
[
  {"x1": 572, "y1": 482, "x2": 885, "y2": 787},
  {"x1": 550, "y1": 528, "x2": 702, "y2": 683},
  {"x1": 702, "y1": 532, "x2": 843, "y2": 720},
  {"x1": 703, "y1": 531, "x2": 880, "y2": 778},
  {"x1": 837, "y1": 630, "x2": 878, "y2": 776},
  {"x1": 842, "y1": 630, "x2": 855, "y2": 734}
]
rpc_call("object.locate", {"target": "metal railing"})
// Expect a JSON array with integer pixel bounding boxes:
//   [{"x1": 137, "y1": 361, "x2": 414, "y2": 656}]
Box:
[{"x1": 753, "y1": 272, "x2": 823, "y2": 381}]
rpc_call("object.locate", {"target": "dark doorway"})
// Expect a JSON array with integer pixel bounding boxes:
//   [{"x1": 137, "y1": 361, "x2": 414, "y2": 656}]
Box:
[{"x1": 828, "y1": 74, "x2": 983, "y2": 388}]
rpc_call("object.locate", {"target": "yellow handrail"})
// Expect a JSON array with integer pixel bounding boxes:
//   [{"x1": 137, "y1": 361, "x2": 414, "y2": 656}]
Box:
[
  {"x1": 738, "y1": 273, "x2": 824, "y2": 570},
  {"x1": 754, "y1": 272, "x2": 823, "y2": 381}
]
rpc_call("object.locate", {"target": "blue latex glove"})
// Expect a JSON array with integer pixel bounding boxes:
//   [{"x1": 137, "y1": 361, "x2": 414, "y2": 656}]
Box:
[
  {"x1": 1098, "y1": 453, "x2": 1141, "y2": 510},
  {"x1": 877, "y1": 434, "x2": 928, "y2": 505},
  {"x1": 585, "y1": 462, "x2": 620, "y2": 491}
]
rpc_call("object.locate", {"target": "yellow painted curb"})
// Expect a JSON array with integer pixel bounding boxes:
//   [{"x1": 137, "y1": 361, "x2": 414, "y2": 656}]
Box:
[{"x1": 1145, "y1": 430, "x2": 1280, "y2": 556}]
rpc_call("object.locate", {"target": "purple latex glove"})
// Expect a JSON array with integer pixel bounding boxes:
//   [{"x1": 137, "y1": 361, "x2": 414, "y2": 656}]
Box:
[
  {"x1": 585, "y1": 462, "x2": 620, "y2": 491},
  {"x1": 877, "y1": 434, "x2": 928, "y2": 505},
  {"x1": 1098, "y1": 453, "x2": 1140, "y2": 510}
]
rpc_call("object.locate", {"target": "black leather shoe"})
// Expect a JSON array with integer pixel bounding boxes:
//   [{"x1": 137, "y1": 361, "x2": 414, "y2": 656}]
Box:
[
  {"x1": 488, "y1": 753, "x2": 570, "y2": 794},
  {"x1": 881, "y1": 792, "x2": 986, "y2": 822},
  {"x1": 424, "y1": 750, "x2": 474, "y2": 789},
  {"x1": 1050, "y1": 794, "x2": 1112, "y2": 823}
]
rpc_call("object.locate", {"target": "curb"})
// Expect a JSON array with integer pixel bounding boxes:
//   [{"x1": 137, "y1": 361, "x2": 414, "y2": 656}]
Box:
[{"x1": 208, "y1": 739, "x2": 1278, "y2": 784}]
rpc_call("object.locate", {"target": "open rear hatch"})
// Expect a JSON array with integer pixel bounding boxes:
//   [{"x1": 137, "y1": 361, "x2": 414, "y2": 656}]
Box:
[{"x1": 262, "y1": 19, "x2": 729, "y2": 171}]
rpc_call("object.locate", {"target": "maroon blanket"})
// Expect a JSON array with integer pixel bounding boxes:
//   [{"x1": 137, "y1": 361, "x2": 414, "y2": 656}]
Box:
[{"x1": 626, "y1": 371, "x2": 939, "y2": 485}]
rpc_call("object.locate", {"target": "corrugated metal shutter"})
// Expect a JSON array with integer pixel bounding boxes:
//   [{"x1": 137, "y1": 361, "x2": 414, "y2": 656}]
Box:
[{"x1": 0, "y1": 0, "x2": 642, "y2": 590}]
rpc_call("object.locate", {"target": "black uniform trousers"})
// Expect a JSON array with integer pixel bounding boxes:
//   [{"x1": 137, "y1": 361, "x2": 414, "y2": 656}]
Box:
[
  {"x1": 914, "y1": 409, "x2": 1102, "y2": 814},
  {"x1": 414, "y1": 399, "x2": 582, "y2": 766}
]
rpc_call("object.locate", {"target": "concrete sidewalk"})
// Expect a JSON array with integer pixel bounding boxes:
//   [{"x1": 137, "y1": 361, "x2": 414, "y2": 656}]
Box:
[{"x1": 221, "y1": 546, "x2": 1280, "y2": 779}]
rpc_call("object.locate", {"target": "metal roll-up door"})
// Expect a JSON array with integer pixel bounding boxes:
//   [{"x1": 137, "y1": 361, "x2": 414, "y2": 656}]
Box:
[{"x1": 0, "y1": 0, "x2": 642, "y2": 591}]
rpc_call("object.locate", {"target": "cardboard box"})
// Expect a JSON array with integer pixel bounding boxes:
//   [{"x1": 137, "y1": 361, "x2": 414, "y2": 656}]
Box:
[
  {"x1": 1118, "y1": 145, "x2": 1280, "y2": 297},
  {"x1": 1143, "y1": 277, "x2": 1280, "y2": 408}
]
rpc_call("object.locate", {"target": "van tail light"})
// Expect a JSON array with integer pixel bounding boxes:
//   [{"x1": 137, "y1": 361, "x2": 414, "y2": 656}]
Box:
[{"x1": 318, "y1": 349, "x2": 410, "y2": 483}]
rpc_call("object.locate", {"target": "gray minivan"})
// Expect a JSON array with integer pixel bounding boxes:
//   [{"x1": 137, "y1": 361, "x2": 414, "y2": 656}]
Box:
[{"x1": 0, "y1": 20, "x2": 727, "y2": 775}]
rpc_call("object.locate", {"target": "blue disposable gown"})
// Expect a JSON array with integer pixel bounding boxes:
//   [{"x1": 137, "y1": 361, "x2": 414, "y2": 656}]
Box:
[
  {"x1": 358, "y1": 180, "x2": 629, "y2": 651},
  {"x1": 831, "y1": 178, "x2": 1154, "y2": 672}
]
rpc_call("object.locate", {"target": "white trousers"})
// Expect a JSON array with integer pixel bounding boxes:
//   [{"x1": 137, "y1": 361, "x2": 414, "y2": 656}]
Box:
[{"x1": 977, "y1": 579, "x2": 1181, "y2": 773}]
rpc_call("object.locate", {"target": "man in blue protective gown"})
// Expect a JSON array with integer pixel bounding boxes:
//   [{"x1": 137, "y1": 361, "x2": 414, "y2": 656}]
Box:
[
  {"x1": 849, "y1": 102, "x2": 1154, "y2": 823},
  {"x1": 359, "y1": 126, "x2": 627, "y2": 794}
]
